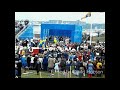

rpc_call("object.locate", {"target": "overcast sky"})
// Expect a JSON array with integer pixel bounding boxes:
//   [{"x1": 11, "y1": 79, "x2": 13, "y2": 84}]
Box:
[{"x1": 15, "y1": 12, "x2": 105, "y2": 23}]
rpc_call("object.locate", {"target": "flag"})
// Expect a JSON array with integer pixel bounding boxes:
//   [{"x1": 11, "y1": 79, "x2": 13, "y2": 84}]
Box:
[
  {"x1": 81, "y1": 12, "x2": 91, "y2": 20},
  {"x1": 54, "y1": 38, "x2": 57, "y2": 44},
  {"x1": 40, "y1": 40, "x2": 43, "y2": 44}
]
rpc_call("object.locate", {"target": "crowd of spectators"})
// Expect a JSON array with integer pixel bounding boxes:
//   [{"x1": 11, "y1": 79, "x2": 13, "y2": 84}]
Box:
[
  {"x1": 15, "y1": 35, "x2": 105, "y2": 78},
  {"x1": 15, "y1": 20, "x2": 29, "y2": 35}
]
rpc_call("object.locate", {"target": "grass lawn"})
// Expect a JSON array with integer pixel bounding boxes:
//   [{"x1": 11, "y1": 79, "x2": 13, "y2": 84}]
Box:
[
  {"x1": 92, "y1": 34, "x2": 105, "y2": 42},
  {"x1": 21, "y1": 70, "x2": 105, "y2": 78}
]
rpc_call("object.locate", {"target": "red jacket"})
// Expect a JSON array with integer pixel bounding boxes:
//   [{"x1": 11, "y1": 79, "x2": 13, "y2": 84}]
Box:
[{"x1": 78, "y1": 55, "x2": 82, "y2": 61}]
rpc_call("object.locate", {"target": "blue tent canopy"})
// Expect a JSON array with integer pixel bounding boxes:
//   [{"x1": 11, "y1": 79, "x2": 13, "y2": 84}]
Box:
[{"x1": 41, "y1": 24, "x2": 82, "y2": 43}]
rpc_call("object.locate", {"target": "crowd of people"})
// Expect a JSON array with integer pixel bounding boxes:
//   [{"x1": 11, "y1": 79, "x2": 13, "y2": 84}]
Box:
[
  {"x1": 15, "y1": 35, "x2": 105, "y2": 78},
  {"x1": 15, "y1": 20, "x2": 29, "y2": 35}
]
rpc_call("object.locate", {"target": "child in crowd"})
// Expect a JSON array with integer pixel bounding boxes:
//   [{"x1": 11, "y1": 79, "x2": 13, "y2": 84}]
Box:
[{"x1": 54, "y1": 61, "x2": 60, "y2": 72}]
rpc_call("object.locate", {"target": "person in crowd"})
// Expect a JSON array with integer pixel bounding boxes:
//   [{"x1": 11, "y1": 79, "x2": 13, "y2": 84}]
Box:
[
  {"x1": 38, "y1": 54, "x2": 43, "y2": 70},
  {"x1": 30, "y1": 55, "x2": 34, "y2": 69},
  {"x1": 27, "y1": 55, "x2": 31, "y2": 69},
  {"x1": 42, "y1": 55, "x2": 48, "y2": 71},
  {"x1": 33, "y1": 55, "x2": 38, "y2": 69},
  {"x1": 77, "y1": 52, "x2": 83, "y2": 61},
  {"x1": 96, "y1": 59, "x2": 102, "y2": 77},
  {"x1": 90, "y1": 50, "x2": 95, "y2": 61},
  {"x1": 83, "y1": 61, "x2": 87, "y2": 76},
  {"x1": 79, "y1": 61, "x2": 85, "y2": 78},
  {"x1": 35, "y1": 59, "x2": 41, "y2": 75},
  {"x1": 48, "y1": 55, "x2": 55, "y2": 76},
  {"x1": 29, "y1": 47, "x2": 33, "y2": 55},
  {"x1": 60, "y1": 57, "x2": 66, "y2": 75},
  {"x1": 21, "y1": 55, "x2": 27, "y2": 72},
  {"x1": 87, "y1": 59, "x2": 94, "y2": 78},
  {"x1": 15, "y1": 63, "x2": 18, "y2": 78},
  {"x1": 69, "y1": 53, "x2": 73, "y2": 61},
  {"x1": 63, "y1": 51, "x2": 69, "y2": 60},
  {"x1": 72, "y1": 58, "x2": 81, "y2": 76},
  {"x1": 17, "y1": 60, "x2": 22, "y2": 78},
  {"x1": 54, "y1": 60, "x2": 60, "y2": 72},
  {"x1": 15, "y1": 29, "x2": 105, "y2": 78},
  {"x1": 21, "y1": 55, "x2": 26, "y2": 68}
]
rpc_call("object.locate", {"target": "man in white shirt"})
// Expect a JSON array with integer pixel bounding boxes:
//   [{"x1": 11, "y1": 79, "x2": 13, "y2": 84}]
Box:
[
  {"x1": 30, "y1": 56, "x2": 34, "y2": 69},
  {"x1": 38, "y1": 56, "x2": 43, "y2": 69}
]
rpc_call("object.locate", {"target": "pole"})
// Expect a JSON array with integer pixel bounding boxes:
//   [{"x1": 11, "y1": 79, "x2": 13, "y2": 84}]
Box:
[
  {"x1": 81, "y1": 12, "x2": 92, "y2": 45},
  {"x1": 90, "y1": 23, "x2": 92, "y2": 45}
]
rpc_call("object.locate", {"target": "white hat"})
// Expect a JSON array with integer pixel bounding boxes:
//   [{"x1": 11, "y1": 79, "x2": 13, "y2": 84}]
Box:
[
  {"x1": 89, "y1": 59, "x2": 91, "y2": 61},
  {"x1": 49, "y1": 54, "x2": 52, "y2": 57},
  {"x1": 22, "y1": 55, "x2": 25, "y2": 57}
]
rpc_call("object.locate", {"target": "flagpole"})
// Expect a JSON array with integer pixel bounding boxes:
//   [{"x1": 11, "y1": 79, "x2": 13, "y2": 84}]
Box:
[
  {"x1": 86, "y1": 17, "x2": 91, "y2": 45},
  {"x1": 90, "y1": 22, "x2": 92, "y2": 45},
  {"x1": 89, "y1": 14, "x2": 92, "y2": 45},
  {"x1": 81, "y1": 12, "x2": 92, "y2": 45}
]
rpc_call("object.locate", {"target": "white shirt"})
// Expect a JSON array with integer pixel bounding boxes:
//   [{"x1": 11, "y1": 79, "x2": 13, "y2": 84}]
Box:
[
  {"x1": 38, "y1": 58, "x2": 43, "y2": 63},
  {"x1": 84, "y1": 46, "x2": 88, "y2": 49},
  {"x1": 65, "y1": 39, "x2": 69, "y2": 44},
  {"x1": 96, "y1": 53, "x2": 99, "y2": 55},
  {"x1": 54, "y1": 62, "x2": 60, "y2": 70},
  {"x1": 19, "y1": 46, "x2": 23, "y2": 51},
  {"x1": 77, "y1": 46, "x2": 79, "y2": 51},
  {"x1": 83, "y1": 62, "x2": 87, "y2": 67},
  {"x1": 49, "y1": 47, "x2": 53, "y2": 51},
  {"x1": 69, "y1": 47, "x2": 71, "y2": 50},
  {"x1": 66, "y1": 60, "x2": 70, "y2": 64},
  {"x1": 31, "y1": 57, "x2": 34, "y2": 63},
  {"x1": 94, "y1": 57, "x2": 96, "y2": 60}
]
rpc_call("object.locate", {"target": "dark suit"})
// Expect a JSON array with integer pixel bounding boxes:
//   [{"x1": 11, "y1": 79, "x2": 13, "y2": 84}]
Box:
[
  {"x1": 36, "y1": 61, "x2": 41, "y2": 74},
  {"x1": 17, "y1": 62, "x2": 22, "y2": 78}
]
